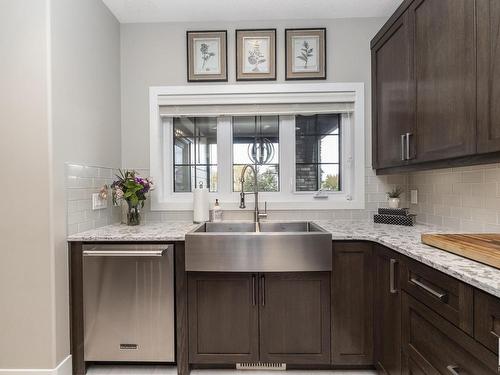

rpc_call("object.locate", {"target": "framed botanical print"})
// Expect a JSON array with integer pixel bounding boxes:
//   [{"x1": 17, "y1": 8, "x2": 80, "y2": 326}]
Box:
[
  {"x1": 187, "y1": 30, "x2": 227, "y2": 82},
  {"x1": 236, "y1": 29, "x2": 276, "y2": 81},
  {"x1": 285, "y1": 28, "x2": 326, "y2": 80}
]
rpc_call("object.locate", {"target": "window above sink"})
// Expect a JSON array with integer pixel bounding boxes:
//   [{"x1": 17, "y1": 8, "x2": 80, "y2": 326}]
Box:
[{"x1": 150, "y1": 83, "x2": 365, "y2": 211}]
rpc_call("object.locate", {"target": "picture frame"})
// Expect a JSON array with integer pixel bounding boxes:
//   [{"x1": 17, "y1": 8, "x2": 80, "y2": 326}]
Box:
[
  {"x1": 285, "y1": 28, "x2": 326, "y2": 80},
  {"x1": 236, "y1": 29, "x2": 276, "y2": 81},
  {"x1": 187, "y1": 30, "x2": 227, "y2": 82}
]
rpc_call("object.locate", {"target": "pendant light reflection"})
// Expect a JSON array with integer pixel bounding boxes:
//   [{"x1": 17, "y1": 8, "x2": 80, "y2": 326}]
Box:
[{"x1": 247, "y1": 116, "x2": 276, "y2": 165}]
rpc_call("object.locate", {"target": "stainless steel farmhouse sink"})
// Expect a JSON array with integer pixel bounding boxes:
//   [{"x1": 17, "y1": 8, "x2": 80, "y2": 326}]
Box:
[{"x1": 185, "y1": 222, "x2": 332, "y2": 272}]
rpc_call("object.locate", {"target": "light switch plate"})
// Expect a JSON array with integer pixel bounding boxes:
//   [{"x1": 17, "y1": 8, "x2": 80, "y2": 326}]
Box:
[
  {"x1": 410, "y1": 190, "x2": 418, "y2": 205},
  {"x1": 92, "y1": 193, "x2": 107, "y2": 210}
]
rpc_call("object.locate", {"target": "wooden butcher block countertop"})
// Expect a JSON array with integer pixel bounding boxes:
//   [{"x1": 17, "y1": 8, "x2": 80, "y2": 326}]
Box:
[{"x1": 421, "y1": 233, "x2": 500, "y2": 269}]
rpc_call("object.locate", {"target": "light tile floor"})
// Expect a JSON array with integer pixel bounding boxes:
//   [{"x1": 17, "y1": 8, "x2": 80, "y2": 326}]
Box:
[{"x1": 87, "y1": 365, "x2": 376, "y2": 375}]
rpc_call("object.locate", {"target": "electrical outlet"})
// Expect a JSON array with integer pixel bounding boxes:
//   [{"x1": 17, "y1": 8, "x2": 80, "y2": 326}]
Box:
[
  {"x1": 410, "y1": 190, "x2": 418, "y2": 205},
  {"x1": 92, "y1": 193, "x2": 107, "y2": 210}
]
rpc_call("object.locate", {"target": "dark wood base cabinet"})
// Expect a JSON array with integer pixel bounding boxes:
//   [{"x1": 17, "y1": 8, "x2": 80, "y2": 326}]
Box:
[
  {"x1": 187, "y1": 272, "x2": 331, "y2": 366},
  {"x1": 373, "y1": 245, "x2": 402, "y2": 375},
  {"x1": 402, "y1": 292, "x2": 498, "y2": 374},
  {"x1": 332, "y1": 242, "x2": 374, "y2": 365}
]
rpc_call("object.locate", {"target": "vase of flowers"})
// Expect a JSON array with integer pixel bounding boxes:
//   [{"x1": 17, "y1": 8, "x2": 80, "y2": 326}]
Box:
[
  {"x1": 387, "y1": 186, "x2": 403, "y2": 209},
  {"x1": 111, "y1": 170, "x2": 154, "y2": 226}
]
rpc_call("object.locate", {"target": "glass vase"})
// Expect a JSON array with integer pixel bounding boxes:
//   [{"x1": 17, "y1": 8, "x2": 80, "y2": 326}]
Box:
[{"x1": 126, "y1": 201, "x2": 141, "y2": 226}]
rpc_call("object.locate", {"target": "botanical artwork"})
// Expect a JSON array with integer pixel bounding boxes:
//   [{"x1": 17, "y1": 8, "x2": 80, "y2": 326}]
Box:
[
  {"x1": 193, "y1": 38, "x2": 220, "y2": 75},
  {"x1": 187, "y1": 31, "x2": 227, "y2": 82},
  {"x1": 292, "y1": 36, "x2": 319, "y2": 72},
  {"x1": 243, "y1": 37, "x2": 270, "y2": 73}
]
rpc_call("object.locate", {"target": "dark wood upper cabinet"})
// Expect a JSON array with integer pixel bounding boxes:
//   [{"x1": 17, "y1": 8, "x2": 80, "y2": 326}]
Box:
[
  {"x1": 477, "y1": 0, "x2": 500, "y2": 154},
  {"x1": 259, "y1": 272, "x2": 331, "y2": 364},
  {"x1": 373, "y1": 245, "x2": 402, "y2": 375},
  {"x1": 188, "y1": 272, "x2": 259, "y2": 364},
  {"x1": 372, "y1": 12, "x2": 414, "y2": 169},
  {"x1": 410, "y1": 0, "x2": 476, "y2": 163},
  {"x1": 371, "y1": 0, "x2": 489, "y2": 174},
  {"x1": 332, "y1": 242, "x2": 373, "y2": 365}
]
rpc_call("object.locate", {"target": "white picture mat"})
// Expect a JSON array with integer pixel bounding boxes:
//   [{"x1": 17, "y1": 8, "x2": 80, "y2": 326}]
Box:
[
  {"x1": 193, "y1": 37, "x2": 221, "y2": 75},
  {"x1": 292, "y1": 35, "x2": 320, "y2": 73},
  {"x1": 242, "y1": 36, "x2": 271, "y2": 74}
]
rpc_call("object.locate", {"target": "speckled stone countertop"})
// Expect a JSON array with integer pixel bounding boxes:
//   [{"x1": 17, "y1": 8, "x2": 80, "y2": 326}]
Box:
[
  {"x1": 68, "y1": 220, "x2": 500, "y2": 298},
  {"x1": 314, "y1": 220, "x2": 500, "y2": 298},
  {"x1": 67, "y1": 222, "x2": 200, "y2": 242}
]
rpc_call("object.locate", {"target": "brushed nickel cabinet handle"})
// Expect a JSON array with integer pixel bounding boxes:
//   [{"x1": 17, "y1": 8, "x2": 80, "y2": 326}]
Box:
[
  {"x1": 401, "y1": 134, "x2": 406, "y2": 161},
  {"x1": 390, "y1": 258, "x2": 398, "y2": 294},
  {"x1": 261, "y1": 275, "x2": 265, "y2": 306},
  {"x1": 406, "y1": 132, "x2": 412, "y2": 160},
  {"x1": 252, "y1": 275, "x2": 257, "y2": 306},
  {"x1": 410, "y1": 277, "x2": 448, "y2": 301},
  {"x1": 446, "y1": 365, "x2": 464, "y2": 375}
]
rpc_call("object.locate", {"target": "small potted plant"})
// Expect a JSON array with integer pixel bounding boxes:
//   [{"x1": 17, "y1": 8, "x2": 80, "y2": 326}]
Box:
[
  {"x1": 387, "y1": 186, "x2": 403, "y2": 209},
  {"x1": 111, "y1": 170, "x2": 154, "y2": 226}
]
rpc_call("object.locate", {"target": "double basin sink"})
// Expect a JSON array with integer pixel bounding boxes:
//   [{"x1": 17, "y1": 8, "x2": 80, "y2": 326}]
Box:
[{"x1": 185, "y1": 222, "x2": 332, "y2": 272}]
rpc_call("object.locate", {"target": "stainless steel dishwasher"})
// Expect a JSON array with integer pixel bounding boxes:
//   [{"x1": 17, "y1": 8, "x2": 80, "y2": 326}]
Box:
[{"x1": 82, "y1": 244, "x2": 175, "y2": 362}]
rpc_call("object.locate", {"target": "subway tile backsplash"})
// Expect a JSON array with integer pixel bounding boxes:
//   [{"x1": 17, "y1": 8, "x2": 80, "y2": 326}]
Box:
[
  {"x1": 65, "y1": 163, "x2": 121, "y2": 235},
  {"x1": 409, "y1": 163, "x2": 500, "y2": 231}
]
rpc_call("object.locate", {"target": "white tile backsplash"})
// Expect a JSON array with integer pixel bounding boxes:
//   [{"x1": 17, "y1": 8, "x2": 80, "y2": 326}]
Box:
[
  {"x1": 409, "y1": 162, "x2": 500, "y2": 231},
  {"x1": 65, "y1": 163, "x2": 121, "y2": 235}
]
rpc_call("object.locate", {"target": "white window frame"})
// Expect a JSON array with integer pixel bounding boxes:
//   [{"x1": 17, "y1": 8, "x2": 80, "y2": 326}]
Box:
[{"x1": 150, "y1": 83, "x2": 365, "y2": 211}]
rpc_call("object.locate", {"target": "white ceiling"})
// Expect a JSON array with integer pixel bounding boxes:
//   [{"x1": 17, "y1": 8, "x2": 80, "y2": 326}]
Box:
[{"x1": 103, "y1": 0, "x2": 404, "y2": 23}]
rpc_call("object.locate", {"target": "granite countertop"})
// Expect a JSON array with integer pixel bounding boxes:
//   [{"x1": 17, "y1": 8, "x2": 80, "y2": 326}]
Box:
[
  {"x1": 68, "y1": 220, "x2": 500, "y2": 298},
  {"x1": 67, "y1": 222, "x2": 200, "y2": 242}
]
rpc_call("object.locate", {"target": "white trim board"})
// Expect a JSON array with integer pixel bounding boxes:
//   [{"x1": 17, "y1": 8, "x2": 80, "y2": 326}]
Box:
[{"x1": 0, "y1": 355, "x2": 72, "y2": 375}]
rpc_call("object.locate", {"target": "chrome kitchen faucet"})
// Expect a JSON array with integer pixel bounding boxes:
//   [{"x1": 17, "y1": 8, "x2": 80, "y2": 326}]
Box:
[{"x1": 239, "y1": 164, "x2": 267, "y2": 223}]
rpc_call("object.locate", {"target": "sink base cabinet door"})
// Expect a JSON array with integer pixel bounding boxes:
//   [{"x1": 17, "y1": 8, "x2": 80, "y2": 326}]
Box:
[
  {"x1": 188, "y1": 272, "x2": 259, "y2": 364},
  {"x1": 373, "y1": 245, "x2": 402, "y2": 374},
  {"x1": 259, "y1": 272, "x2": 331, "y2": 365}
]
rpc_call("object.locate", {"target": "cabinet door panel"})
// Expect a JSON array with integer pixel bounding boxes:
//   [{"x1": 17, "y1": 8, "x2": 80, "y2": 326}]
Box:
[
  {"x1": 259, "y1": 272, "x2": 330, "y2": 364},
  {"x1": 188, "y1": 272, "x2": 259, "y2": 364},
  {"x1": 475, "y1": 289, "x2": 500, "y2": 355},
  {"x1": 477, "y1": 0, "x2": 500, "y2": 153},
  {"x1": 374, "y1": 245, "x2": 402, "y2": 374},
  {"x1": 372, "y1": 13, "x2": 414, "y2": 169},
  {"x1": 332, "y1": 242, "x2": 373, "y2": 365},
  {"x1": 411, "y1": 0, "x2": 476, "y2": 162}
]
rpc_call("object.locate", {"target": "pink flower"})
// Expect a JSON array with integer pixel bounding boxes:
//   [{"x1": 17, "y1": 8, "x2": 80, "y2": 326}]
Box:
[{"x1": 114, "y1": 187, "x2": 124, "y2": 199}]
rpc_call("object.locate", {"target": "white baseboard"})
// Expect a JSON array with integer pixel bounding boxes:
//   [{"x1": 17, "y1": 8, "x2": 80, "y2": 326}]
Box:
[{"x1": 0, "y1": 355, "x2": 72, "y2": 375}]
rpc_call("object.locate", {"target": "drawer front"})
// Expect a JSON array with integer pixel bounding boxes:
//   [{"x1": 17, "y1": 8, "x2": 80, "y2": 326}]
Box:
[
  {"x1": 402, "y1": 292, "x2": 498, "y2": 375},
  {"x1": 401, "y1": 258, "x2": 473, "y2": 334},
  {"x1": 475, "y1": 289, "x2": 500, "y2": 355}
]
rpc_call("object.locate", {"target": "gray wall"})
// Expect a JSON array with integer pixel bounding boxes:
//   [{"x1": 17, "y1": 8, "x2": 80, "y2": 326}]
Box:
[
  {"x1": 0, "y1": 0, "x2": 54, "y2": 368},
  {"x1": 0, "y1": 0, "x2": 121, "y2": 369},
  {"x1": 120, "y1": 18, "x2": 386, "y2": 168},
  {"x1": 51, "y1": 0, "x2": 121, "y2": 365}
]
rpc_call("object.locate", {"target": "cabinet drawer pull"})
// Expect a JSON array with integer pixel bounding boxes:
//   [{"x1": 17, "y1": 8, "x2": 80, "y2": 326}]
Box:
[
  {"x1": 252, "y1": 275, "x2": 257, "y2": 306},
  {"x1": 390, "y1": 258, "x2": 398, "y2": 294},
  {"x1": 446, "y1": 365, "x2": 466, "y2": 375},
  {"x1": 410, "y1": 277, "x2": 448, "y2": 301},
  {"x1": 401, "y1": 134, "x2": 406, "y2": 161}
]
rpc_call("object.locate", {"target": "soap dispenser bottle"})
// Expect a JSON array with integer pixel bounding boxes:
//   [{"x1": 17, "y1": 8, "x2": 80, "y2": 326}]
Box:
[{"x1": 212, "y1": 199, "x2": 223, "y2": 222}]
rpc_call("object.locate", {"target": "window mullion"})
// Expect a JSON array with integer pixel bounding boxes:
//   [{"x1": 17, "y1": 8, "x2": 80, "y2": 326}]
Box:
[
  {"x1": 216, "y1": 116, "x2": 232, "y2": 200},
  {"x1": 279, "y1": 115, "x2": 296, "y2": 195}
]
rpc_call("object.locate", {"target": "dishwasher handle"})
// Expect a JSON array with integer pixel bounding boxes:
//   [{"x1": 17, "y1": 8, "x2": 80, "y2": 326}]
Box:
[{"x1": 83, "y1": 249, "x2": 168, "y2": 257}]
